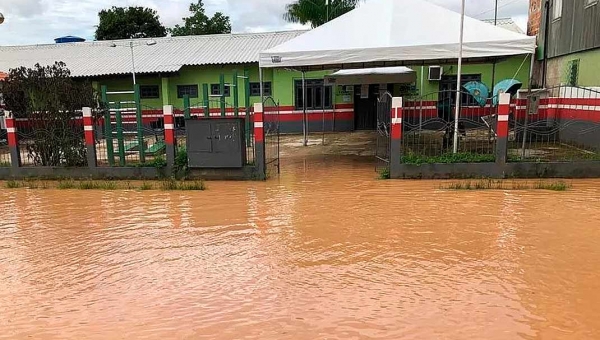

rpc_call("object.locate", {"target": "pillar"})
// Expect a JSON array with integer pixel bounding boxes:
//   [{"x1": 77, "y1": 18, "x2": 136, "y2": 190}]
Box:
[
  {"x1": 164, "y1": 105, "x2": 176, "y2": 168},
  {"x1": 390, "y1": 97, "x2": 403, "y2": 179},
  {"x1": 161, "y1": 77, "x2": 170, "y2": 106},
  {"x1": 4, "y1": 111, "x2": 20, "y2": 169},
  {"x1": 496, "y1": 93, "x2": 511, "y2": 164},
  {"x1": 82, "y1": 107, "x2": 97, "y2": 168},
  {"x1": 254, "y1": 103, "x2": 266, "y2": 180}
]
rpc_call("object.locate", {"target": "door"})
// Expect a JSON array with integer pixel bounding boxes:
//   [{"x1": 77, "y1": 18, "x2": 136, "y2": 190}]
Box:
[{"x1": 354, "y1": 84, "x2": 388, "y2": 130}]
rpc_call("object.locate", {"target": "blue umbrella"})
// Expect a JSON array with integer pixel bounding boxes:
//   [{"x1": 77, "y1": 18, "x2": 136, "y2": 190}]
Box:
[
  {"x1": 492, "y1": 79, "x2": 523, "y2": 106},
  {"x1": 463, "y1": 81, "x2": 489, "y2": 107}
]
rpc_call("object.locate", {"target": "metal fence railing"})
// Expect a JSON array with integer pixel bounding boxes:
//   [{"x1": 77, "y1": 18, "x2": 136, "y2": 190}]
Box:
[
  {"x1": 508, "y1": 85, "x2": 600, "y2": 162},
  {"x1": 402, "y1": 90, "x2": 497, "y2": 161},
  {"x1": 263, "y1": 96, "x2": 280, "y2": 176}
]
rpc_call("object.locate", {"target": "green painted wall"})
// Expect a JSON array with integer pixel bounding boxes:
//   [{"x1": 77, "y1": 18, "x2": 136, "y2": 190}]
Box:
[
  {"x1": 546, "y1": 49, "x2": 600, "y2": 87},
  {"x1": 412, "y1": 54, "x2": 532, "y2": 96},
  {"x1": 95, "y1": 55, "x2": 531, "y2": 109}
]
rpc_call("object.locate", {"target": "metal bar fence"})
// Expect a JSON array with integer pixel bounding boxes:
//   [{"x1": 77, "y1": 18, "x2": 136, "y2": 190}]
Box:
[
  {"x1": 508, "y1": 85, "x2": 600, "y2": 162},
  {"x1": 401, "y1": 90, "x2": 497, "y2": 161},
  {"x1": 263, "y1": 96, "x2": 280, "y2": 176}
]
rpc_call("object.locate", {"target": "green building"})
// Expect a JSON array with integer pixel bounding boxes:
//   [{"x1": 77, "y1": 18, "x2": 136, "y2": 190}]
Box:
[{"x1": 0, "y1": 27, "x2": 530, "y2": 133}]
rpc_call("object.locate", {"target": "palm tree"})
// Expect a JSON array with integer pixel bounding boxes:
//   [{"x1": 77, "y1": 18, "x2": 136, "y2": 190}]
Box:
[{"x1": 283, "y1": 0, "x2": 361, "y2": 28}]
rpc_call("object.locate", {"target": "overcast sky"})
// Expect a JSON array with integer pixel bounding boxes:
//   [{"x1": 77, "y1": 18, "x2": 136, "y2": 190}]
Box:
[{"x1": 0, "y1": 0, "x2": 529, "y2": 46}]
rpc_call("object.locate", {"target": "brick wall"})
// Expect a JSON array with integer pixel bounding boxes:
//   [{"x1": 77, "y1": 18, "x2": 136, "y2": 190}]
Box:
[{"x1": 528, "y1": 0, "x2": 543, "y2": 36}]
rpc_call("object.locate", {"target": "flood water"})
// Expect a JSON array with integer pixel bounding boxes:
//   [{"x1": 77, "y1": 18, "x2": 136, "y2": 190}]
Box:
[{"x1": 1, "y1": 155, "x2": 600, "y2": 339}]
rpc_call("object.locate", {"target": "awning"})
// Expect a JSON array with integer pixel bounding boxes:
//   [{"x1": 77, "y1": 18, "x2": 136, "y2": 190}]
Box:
[
  {"x1": 259, "y1": 0, "x2": 536, "y2": 70},
  {"x1": 324, "y1": 67, "x2": 416, "y2": 85}
]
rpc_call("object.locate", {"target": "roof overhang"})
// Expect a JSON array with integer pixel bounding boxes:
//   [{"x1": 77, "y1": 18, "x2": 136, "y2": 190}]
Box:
[{"x1": 324, "y1": 66, "x2": 416, "y2": 85}]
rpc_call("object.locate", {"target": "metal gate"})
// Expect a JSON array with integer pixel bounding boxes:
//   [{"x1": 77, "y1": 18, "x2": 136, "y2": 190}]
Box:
[
  {"x1": 263, "y1": 96, "x2": 280, "y2": 176},
  {"x1": 376, "y1": 91, "x2": 392, "y2": 171}
]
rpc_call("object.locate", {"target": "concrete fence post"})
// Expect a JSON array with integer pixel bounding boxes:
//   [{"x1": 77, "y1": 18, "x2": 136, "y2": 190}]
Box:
[
  {"x1": 4, "y1": 111, "x2": 20, "y2": 169},
  {"x1": 163, "y1": 105, "x2": 176, "y2": 169},
  {"x1": 82, "y1": 107, "x2": 97, "y2": 168},
  {"x1": 390, "y1": 97, "x2": 403, "y2": 179},
  {"x1": 496, "y1": 93, "x2": 511, "y2": 165},
  {"x1": 254, "y1": 103, "x2": 266, "y2": 180}
]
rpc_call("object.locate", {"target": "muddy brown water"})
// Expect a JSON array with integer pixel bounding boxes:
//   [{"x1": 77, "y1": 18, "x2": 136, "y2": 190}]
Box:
[{"x1": 1, "y1": 154, "x2": 600, "y2": 339}]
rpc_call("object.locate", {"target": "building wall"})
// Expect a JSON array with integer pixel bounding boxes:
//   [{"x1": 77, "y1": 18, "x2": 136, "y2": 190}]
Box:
[
  {"x1": 95, "y1": 56, "x2": 531, "y2": 133},
  {"x1": 544, "y1": 0, "x2": 600, "y2": 59},
  {"x1": 412, "y1": 55, "x2": 532, "y2": 96},
  {"x1": 528, "y1": 0, "x2": 543, "y2": 36},
  {"x1": 545, "y1": 49, "x2": 600, "y2": 87}
]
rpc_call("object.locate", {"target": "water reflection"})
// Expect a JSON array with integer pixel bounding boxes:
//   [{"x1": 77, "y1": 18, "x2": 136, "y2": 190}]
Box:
[{"x1": 1, "y1": 159, "x2": 600, "y2": 339}]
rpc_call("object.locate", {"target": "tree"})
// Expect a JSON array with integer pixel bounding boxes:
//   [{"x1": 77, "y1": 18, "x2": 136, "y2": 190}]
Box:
[
  {"x1": 170, "y1": 1, "x2": 232, "y2": 36},
  {"x1": 3, "y1": 62, "x2": 101, "y2": 166},
  {"x1": 95, "y1": 6, "x2": 167, "y2": 41},
  {"x1": 284, "y1": 0, "x2": 360, "y2": 28}
]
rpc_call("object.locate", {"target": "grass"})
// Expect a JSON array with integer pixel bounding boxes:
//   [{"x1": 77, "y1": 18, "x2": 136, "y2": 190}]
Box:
[
  {"x1": 378, "y1": 167, "x2": 390, "y2": 180},
  {"x1": 441, "y1": 179, "x2": 572, "y2": 191},
  {"x1": 2, "y1": 179, "x2": 207, "y2": 191},
  {"x1": 0, "y1": 161, "x2": 11, "y2": 167},
  {"x1": 402, "y1": 152, "x2": 496, "y2": 165},
  {"x1": 160, "y1": 178, "x2": 206, "y2": 191}
]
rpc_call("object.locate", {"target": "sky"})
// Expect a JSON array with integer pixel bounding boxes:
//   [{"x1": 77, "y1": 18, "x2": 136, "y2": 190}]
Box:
[{"x1": 0, "y1": 0, "x2": 529, "y2": 46}]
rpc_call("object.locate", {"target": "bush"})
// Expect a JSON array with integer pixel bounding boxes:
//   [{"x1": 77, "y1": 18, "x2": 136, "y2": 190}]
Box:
[{"x1": 402, "y1": 152, "x2": 496, "y2": 165}]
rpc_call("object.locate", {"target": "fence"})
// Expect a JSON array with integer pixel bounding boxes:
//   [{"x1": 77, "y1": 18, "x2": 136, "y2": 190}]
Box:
[
  {"x1": 0, "y1": 128, "x2": 11, "y2": 166},
  {"x1": 376, "y1": 91, "x2": 392, "y2": 171},
  {"x1": 263, "y1": 96, "x2": 280, "y2": 176},
  {"x1": 509, "y1": 85, "x2": 600, "y2": 162},
  {"x1": 402, "y1": 90, "x2": 497, "y2": 161}
]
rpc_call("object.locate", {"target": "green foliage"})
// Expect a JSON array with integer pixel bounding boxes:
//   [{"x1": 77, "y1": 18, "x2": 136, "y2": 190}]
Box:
[
  {"x1": 160, "y1": 178, "x2": 205, "y2": 191},
  {"x1": 378, "y1": 167, "x2": 390, "y2": 180},
  {"x1": 140, "y1": 182, "x2": 153, "y2": 190},
  {"x1": 95, "y1": 6, "x2": 167, "y2": 40},
  {"x1": 170, "y1": 1, "x2": 231, "y2": 36},
  {"x1": 284, "y1": 0, "x2": 360, "y2": 28},
  {"x1": 57, "y1": 180, "x2": 77, "y2": 189},
  {"x1": 3, "y1": 62, "x2": 101, "y2": 167},
  {"x1": 0, "y1": 161, "x2": 10, "y2": 167},
  {"x1": 442, "y1": 179, "x2": 571, "y2": 191},
  {"x1": 402, "y1": 152, "x2": 496, "y2": 165},
  {"x1": 5, "y1": 180, "x2": 23, "y2": 189},
  {"x1": 78, "y1": 180, "x2": 118, "y2": 190},
  {"x1": 173, "y1": 148, "x2": 189, "y2": 179}
]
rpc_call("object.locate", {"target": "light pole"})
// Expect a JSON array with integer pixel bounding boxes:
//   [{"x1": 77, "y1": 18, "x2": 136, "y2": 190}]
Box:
[
  {"x1": 110, "y1": 37, "x2": 156, "y2": 85},
  {"x1": 453, "y1": 0, "x2": 466, "y2": 154}
]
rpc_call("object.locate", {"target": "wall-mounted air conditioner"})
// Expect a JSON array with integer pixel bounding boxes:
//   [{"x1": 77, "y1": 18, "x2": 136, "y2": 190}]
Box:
[{"x1": 428, "y1": 66, "x2": 443, "y2": 81}]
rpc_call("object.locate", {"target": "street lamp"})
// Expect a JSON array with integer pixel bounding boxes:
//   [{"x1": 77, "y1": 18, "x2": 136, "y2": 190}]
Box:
[{"x1": 110, "y1": 37, "x2": 157, "y2": 85}]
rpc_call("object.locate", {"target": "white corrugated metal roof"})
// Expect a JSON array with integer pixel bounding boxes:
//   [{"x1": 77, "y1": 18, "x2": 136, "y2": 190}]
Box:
[
  {"x1": 481, "y1": 18, "x2": 525, "y2": 34},
  {"x1": 0, "y1": 30, "x2": 307, "y2": 78}
]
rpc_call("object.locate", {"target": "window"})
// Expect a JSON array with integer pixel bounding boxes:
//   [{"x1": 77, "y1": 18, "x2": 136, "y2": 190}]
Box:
[
  {"x1": 566, "y1": 59, "x2": 580, "y2": 86},
  {"x1": 586, "y1": 0, "x2": 598, "y2": 7},
  {"x1": 177, "y1": 85, "x2": 198, "y2": 98},
  {"x1": 211, "y1": 84, "x2": 230, "y2": 97},
  {"x1": 249, "y1": 82, "x2": 272, "y2": 96},
  {"x1": 140, "y1": 85, "x2": 159, "y2": 99},
  {"x1": 294, "y1": 79, "x2": 333, "y2": 110},
  {"x1": 552, "y1": 0, "x2": 562, "y2": 20}
]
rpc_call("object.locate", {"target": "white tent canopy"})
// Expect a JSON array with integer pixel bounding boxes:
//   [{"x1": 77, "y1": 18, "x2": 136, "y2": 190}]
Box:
[
  {"x1": 259, "y1": 0, "x2": 536, "y2": 69},
  {"x1": 324, "y1": 66, "x2": 416, "y2": 85}
]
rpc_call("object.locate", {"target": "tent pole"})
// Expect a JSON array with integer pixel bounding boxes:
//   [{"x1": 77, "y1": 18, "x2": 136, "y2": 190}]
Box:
[
  {"x1": 302, "y1": 71, "x2": 308, "y2": 146},
  {"x1": 259, "y1": 67, "x2": 264, "y2": 100},
  {"x1": 420, "y1": 66, "x2": 424, "y2": 131},
  {"x1": 453, "y1": 0, "x2": 466, "y2": 154}
]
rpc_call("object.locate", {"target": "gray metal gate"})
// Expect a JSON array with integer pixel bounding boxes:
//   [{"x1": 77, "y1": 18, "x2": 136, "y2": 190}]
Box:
[
  {"x1": 376, "y1": 91, "x2": 392, "y2": 171},
  {"x1": 263, "y1": 96, "x2": 280, "y2": 176}
]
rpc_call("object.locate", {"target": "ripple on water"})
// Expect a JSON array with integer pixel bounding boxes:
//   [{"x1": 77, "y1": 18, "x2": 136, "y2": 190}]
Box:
[{"x1": 1, "y1": 169, "x2": 600, "y2": 339}]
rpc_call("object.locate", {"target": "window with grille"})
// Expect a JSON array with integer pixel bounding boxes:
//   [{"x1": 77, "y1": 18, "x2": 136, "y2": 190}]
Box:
[
  {"x1": 177, "y1": 85, "x2": 198, "y2": 98},
  {"x1": 249, "y1": 82, "x2": 272, "y2": 96},
  {"x1": 566, "y1": 59, "x2": 580, "y2": 86},
  {"x1": 210, "y1": 84, "x2": 231, "y2": 97},
  {"x1": 140, "y1": 85, "x2": 159, "y2": 99},
  {"x1": 294, "y1": 79, "x2": 333, "y2": 110},
  {"x1": 552, "y1": 0, "x2": 562, "y2": 20}
]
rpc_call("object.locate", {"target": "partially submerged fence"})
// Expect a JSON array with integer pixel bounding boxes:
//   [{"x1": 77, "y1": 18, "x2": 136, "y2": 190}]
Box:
[
  {"x1": 401, "y1": 90, "x2": 497, "y2": 161},
  {"x1": 508, "y1": 85, "x2": 600, "y2": 162}
]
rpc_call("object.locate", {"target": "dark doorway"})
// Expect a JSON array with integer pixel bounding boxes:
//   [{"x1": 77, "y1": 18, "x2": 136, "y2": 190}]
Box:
[{"x1": 354, "y1": 84, "x2": 393, "y2": 130}]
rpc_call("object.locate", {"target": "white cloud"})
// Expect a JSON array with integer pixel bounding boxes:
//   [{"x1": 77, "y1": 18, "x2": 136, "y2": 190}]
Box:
[{"x1": 0, "y1": 0, "x2": 528, "y2": 46}]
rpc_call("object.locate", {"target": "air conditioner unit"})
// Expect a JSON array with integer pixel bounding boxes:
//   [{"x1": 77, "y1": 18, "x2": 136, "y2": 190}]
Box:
[{"x1": 428, "y1": 66, "x2": 443, "y2": 81}]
